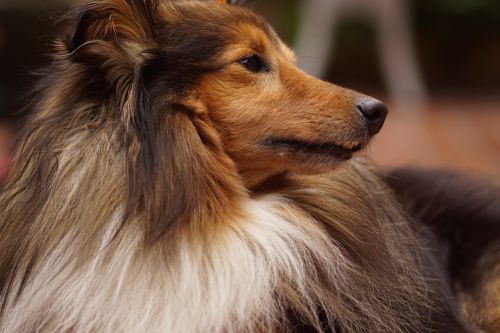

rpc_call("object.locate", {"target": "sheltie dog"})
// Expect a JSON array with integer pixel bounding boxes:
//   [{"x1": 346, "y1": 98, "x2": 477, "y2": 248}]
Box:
[{"x1": 0, "y1": 0, "x2": 499, "y2": 332}]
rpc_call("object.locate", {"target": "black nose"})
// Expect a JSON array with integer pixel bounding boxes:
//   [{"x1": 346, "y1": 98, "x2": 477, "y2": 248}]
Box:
[{"x1": 356, "y1": 99, "x2": 388, "y2": 135}]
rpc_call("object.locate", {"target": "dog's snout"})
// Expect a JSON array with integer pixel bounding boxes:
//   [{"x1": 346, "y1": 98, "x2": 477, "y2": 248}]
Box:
[{"x1": 356, "y1": 98, "x2": 388, "y2": 135}]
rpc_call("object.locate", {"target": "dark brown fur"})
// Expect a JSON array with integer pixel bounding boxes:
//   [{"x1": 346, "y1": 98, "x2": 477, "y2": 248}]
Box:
[{"x1": 386, "y1": 169, "x2": 500, "y2": 332}]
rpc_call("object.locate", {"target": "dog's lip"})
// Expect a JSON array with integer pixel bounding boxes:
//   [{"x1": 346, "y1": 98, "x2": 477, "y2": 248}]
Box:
[{"x1": 263, "y1": 138, "x2": 363, "y2": 159}]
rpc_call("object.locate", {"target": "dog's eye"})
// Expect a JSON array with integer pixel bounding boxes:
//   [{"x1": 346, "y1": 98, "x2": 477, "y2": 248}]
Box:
[{"x1": 239, "y1": 55, "x2": 269, "y2": 73}]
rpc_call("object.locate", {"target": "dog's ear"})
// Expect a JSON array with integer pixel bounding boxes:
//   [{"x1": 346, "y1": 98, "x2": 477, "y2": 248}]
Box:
[
  {"x1": 67, "y1": 0, "x2": 162, "y2": 63},
  {"x1": 122, "y1": 94, "x2": 207, "y2": 242},
  {"x1": 61, "y1": 0, "x2": 229, "y2": 242},
  {"x1": 120, "y1": 66, "x2": 236, "y2": 243}
]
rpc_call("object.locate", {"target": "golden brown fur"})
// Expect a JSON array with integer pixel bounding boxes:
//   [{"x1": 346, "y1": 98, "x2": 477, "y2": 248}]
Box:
[{"x1": 0, "y1": 1, "x2": 497, "y2": 332}]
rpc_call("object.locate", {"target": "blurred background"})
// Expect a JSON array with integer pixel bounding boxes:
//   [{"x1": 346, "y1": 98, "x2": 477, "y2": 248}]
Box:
[{"x1": 1, "y1": 0, "x2": 499, "y2": 183}]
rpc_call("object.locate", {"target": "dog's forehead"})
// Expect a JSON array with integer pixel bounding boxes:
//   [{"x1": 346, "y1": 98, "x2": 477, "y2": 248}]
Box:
[
  {"x1": 154, "y1": 1, "x2": 295, "y2": 67},
  {"x1": 161, "y1": 1, "x2": 280, "y2": 46}
]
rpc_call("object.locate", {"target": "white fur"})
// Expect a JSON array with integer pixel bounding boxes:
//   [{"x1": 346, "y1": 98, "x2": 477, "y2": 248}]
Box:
[{"x1": 1, "y1": 196, "x2": 352, "y2": 333}]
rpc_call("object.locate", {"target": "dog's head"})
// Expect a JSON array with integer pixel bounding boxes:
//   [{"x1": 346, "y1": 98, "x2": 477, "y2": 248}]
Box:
[{"x1": 62, "y1": 0, "x2": 387, "y2": 187}]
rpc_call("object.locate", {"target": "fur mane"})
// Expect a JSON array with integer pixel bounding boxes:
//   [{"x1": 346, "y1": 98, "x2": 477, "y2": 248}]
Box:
[{"x1": 0, "y1": 1, "x2": 437, "y2": 332}]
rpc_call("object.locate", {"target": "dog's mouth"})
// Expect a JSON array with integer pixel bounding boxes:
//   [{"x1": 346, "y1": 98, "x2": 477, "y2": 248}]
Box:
[{"x1": 264, "y1": 138, "x2": 363, "y2": 160}]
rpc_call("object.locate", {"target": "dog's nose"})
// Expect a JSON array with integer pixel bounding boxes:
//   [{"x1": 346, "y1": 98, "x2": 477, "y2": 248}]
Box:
[{"x1": 356, "y1": 98, "x2": 388, "y2": 135}]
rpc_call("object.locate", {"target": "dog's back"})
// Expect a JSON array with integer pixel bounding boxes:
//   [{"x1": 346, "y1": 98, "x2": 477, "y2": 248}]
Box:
[{"x1": 387, "y1": 169, "x2": 500, "y2": 332}]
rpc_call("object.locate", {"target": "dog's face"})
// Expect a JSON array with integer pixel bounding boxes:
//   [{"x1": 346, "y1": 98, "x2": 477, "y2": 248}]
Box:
[
  {"x1": 65, "y1": 0, "x2": 387, "y2": 186},
  {"x1": 189, "y1": 2, "x2": 387, "y2": 182},
  {"x1": 195, "y1": 10, "x2": 387, "y2": 182}
]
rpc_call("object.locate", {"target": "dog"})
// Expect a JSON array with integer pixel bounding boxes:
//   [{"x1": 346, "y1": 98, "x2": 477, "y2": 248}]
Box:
[{"x1": 0, "y1": 0, "x2": 499, "y2": 332}]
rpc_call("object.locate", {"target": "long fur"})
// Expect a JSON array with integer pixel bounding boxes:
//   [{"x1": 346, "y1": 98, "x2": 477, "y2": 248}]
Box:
[
  {"x1": 386, "y1": 169, "x2": 500, "y2": 333},
  {"x1": 0, "y1": 1, "x2": 497, "y2": 332}
]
